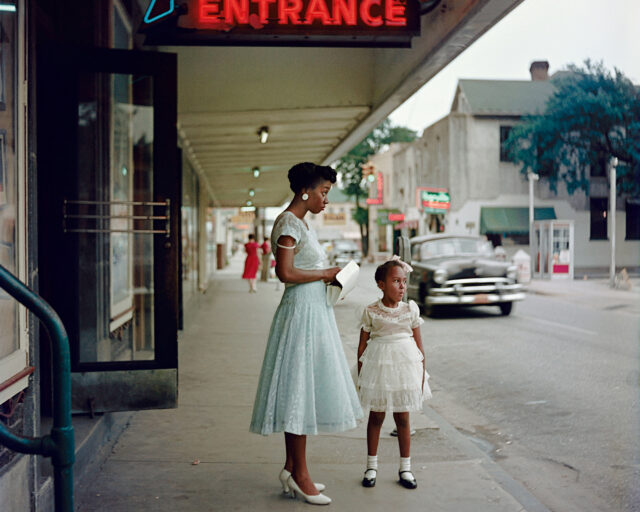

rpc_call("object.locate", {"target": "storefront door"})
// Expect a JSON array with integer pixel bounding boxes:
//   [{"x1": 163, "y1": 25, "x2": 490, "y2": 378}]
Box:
[{"x1": 37, "y1": 47, "x2": 179, "y2": 413}]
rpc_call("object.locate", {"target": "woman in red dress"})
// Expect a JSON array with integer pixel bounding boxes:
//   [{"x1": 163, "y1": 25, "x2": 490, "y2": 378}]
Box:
[{"x1": 242, "y1": 234, "x2": 260, "y2": 292}]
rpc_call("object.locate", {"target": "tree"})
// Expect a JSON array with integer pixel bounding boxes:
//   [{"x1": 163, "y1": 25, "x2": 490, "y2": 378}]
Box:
[
  {"x1": 505, "y1": 60, "x2": 640, "y2": 196},
  {"x1": 334, "y1": 119, "x2": 416, "y2": 256}
]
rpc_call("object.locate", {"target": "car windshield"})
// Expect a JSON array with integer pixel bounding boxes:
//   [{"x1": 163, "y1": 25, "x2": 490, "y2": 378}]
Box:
[{"x1": 418, "y1": 238, "x2": 492, "y2": 260}]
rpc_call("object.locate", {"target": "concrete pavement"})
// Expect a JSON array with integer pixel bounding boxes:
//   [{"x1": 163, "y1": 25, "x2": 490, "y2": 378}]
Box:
[{"x1": 76, "y1": 254, "x2": 567, "y2": 511}]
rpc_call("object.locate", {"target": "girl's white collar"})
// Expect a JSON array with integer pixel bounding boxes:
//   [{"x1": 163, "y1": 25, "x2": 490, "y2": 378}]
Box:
[{"x1": 377, "y1": 299, "x2": 403, "y2": 312}]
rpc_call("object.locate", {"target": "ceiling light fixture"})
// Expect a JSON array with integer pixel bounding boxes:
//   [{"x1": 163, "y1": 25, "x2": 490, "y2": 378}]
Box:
[
  {"x1": 249, "y1": 188, "x2": 255, "y2": 197},
  {"x1": 258, "y1": 126, "x2": 269, "y2": 144},
  {"x1": 246, "y1": 200, "x2": 253, "y2": 207},
  {"x1": 252, "y1": 167, "x2": 260, "y2": 178}
]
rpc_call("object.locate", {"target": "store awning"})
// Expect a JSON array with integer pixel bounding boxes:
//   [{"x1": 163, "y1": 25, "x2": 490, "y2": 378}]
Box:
[{"x1": 480, "y1": 207, "x2": 556, "y2": 234}]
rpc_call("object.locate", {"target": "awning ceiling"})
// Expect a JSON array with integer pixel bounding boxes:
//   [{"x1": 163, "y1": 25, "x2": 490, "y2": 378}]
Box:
[
  {"x1": 158, "y1": 0, "x2": 525, "y2": 207},
  {"x1": 480, "y1": 207, "x2": 557, "y2": 234}
]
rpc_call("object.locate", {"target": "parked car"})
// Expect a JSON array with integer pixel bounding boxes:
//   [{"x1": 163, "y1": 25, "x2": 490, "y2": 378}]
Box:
[
  {"x1": 407, "y1": 235, "x2": 525, "y2": 316},
  {"x1": 329, "y1": 239, "x2": 362, "y2": 266}
]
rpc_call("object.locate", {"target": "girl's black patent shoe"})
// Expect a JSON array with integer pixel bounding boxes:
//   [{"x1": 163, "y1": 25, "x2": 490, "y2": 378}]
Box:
[
  {"x1": 362, "y1": 469, "x2": 377, "y2": 487},
  {"x1": 398, "y1": 470, "x2": 417, "y2": 489}
]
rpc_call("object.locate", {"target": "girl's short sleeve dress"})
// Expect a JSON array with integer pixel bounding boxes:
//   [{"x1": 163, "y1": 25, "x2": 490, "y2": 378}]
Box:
[
  {"x1": 250, "y1": 212, "x2": 363, "y2": 435},
  {"x1": 358, "y1": 300, "x2": 431, "y2": 413}
]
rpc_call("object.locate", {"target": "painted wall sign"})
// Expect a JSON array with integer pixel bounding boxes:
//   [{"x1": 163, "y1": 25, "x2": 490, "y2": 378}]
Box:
[
  {"x1": 417, "y1": 187, "x2": 450, "y2": 213},
  {"x1": 366, "y1": 172, "x2": 383, "y2": 205},
  {"x1": 142, "y1": 0, "x2": 420, "y2": 47}
]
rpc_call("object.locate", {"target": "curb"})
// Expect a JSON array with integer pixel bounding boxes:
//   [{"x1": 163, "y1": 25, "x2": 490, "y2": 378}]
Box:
[{"x1": 423, "y1": 406, "x2": 552, "y2": 512}]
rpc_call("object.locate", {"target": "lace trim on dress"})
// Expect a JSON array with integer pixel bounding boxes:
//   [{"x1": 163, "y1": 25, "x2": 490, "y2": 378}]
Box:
[{"x1": 366, "y1": 301, "x2": 413, "y2": 323}]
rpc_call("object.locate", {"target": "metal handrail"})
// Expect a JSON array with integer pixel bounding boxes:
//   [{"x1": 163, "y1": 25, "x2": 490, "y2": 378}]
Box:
[{"x1": 0, "y1": 264, "x2": 74, "y2": 512}]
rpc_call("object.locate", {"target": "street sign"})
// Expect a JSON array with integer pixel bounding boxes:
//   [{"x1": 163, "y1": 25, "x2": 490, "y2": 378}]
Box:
[{"x1": 141, "y1": 0, "x2": 420, "y2": 47}]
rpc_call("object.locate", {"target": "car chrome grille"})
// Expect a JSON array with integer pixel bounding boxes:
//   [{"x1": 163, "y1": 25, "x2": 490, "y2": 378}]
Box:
[{"x1": 431, "y1": 277, "x2": 520, "y2": 295}]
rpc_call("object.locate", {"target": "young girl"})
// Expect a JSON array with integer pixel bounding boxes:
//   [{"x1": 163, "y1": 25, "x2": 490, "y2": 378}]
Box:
[{"x1": 357, "y1": 258, "x2": 431, "y2": 490}]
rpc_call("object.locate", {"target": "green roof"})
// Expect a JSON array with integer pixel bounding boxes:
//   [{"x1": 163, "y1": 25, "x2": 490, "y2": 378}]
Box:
[{"x1": 457, "y1": 79, "x2": 556, "y2": 116}]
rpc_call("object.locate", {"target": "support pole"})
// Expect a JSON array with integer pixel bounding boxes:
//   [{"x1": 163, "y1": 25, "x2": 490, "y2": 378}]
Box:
[
  {"x1": 609, "y1": 158, "x2": 618, "y2": 288},
  {"x1": 528, "y1": 172, "x2": 539, "y2": 275}
]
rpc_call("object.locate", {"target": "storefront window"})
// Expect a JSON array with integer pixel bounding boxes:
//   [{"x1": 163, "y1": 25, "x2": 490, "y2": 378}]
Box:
[
  {"x1": 73, "y1": 71, "x2": 156, "y2": 363},
  {"x1": 0, "y1": 5, "x2": 19, "y2": 360}
]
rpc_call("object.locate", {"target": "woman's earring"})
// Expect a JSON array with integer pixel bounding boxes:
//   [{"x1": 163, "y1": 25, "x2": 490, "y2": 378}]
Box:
[{"x1": 301, "y1": 193, "x2": 309, "y2": 201}]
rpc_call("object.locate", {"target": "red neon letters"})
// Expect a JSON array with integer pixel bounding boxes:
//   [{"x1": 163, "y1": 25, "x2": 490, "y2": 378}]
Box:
[{"x1": 199, "y1": 0, "x2": 407, "y2": 27}]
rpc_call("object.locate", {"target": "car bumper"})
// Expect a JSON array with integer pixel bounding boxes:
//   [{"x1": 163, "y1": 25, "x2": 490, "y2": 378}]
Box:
[{"x1": 426, "y1": 281, "x2": 526, "y2": 306}]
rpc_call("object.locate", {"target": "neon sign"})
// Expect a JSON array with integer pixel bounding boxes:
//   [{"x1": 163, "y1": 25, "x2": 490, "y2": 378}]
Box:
[
  {"x1": 195, "y1": 0, "x2": 408, "y2": 28},
  {"x1": 142, "y1": 0, "x2": 419, "y2": 47},
  {"x1": 418, "y1": 187, "x2": 450, "y2": 213},
  {"x1": 366, "y1": 172, "x2": 383, "y2": 205}
]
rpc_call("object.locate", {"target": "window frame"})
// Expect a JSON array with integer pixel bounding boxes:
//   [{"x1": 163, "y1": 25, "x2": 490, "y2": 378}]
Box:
[
  {"x1": 589, "y1": 197, "x2": 608, "y2": 241},
  {"x1": 499, "y1": 125, "x2": 513, "y2": 162},
  {"x1": 625, "y1": 199, "x2": 640, "y2": 241},
  {"x1": 0, "y1": 2, "x2": 29, "y2": 405}
]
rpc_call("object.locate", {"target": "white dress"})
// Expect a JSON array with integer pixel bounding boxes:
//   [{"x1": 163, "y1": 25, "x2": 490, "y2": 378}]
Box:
[{"x1": 358, "y1": 300, "x2": 432, "y2": 413}]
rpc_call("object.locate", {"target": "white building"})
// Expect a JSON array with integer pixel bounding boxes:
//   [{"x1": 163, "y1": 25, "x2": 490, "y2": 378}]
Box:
[
  {"x1": 391, "y1": 61, "x2": 640, "y2": 274},
  {"x1": 364, "y1": 143, "x2": 409, "y2": 261}
]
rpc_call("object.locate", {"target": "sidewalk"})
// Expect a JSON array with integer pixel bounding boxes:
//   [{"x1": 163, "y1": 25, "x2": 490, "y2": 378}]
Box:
[{"x1": 76, "y1": 254, "x2": 550, "y2": 512}]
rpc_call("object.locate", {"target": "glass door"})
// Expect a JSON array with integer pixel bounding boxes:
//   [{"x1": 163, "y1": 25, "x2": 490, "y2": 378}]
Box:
[{"x1": 38, "y1": 47, "x2": 178, "y2": 412}]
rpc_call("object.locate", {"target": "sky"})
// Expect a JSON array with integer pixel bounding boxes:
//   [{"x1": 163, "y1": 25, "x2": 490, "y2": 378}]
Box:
[{"x1": 388, "y1": 0, "x2": 640, "y2": 134}]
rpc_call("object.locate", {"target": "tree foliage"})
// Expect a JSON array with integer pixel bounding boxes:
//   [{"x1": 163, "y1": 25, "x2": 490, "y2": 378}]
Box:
[
  {"x1": 505, "y1": 60, "x2": 640, "y2": 196},
  {"x1": 333, "y1": 119, "x2": 416, "y2": 255}
]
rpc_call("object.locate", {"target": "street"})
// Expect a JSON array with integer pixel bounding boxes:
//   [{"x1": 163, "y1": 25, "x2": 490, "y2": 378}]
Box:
[{"x1": 415, "y1": 286, "x2": 640, "y2": 512}]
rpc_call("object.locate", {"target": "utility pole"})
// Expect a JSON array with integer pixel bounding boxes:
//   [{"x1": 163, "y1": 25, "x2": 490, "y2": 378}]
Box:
[
  {"x1": 528, "y1": 172, "x2": 539, "y2": 276},
  {"x1": 609, "y1": 157, "x2": 618, "y2": 288}
]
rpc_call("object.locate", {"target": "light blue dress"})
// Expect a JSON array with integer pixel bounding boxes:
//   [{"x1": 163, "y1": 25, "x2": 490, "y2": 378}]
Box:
[{"x1": 250, "y1": 211, "x2": 363, "y2": 435}]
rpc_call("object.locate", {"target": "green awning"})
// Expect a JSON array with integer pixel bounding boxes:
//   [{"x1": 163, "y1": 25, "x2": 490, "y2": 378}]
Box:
[{"x1": 480, "y1": 207, "x2": 556, "y2": 234}]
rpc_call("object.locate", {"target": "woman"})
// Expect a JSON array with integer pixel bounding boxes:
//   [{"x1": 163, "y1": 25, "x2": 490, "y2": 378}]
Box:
[
  {"x1": 242, "y1": 234, "x2": 260, "y2": 292},
  {"x1": 250, "y1": 162, "x2": 363, "y2": 505},
  {"x1": 260, "y1": 236, "x2": 271, "y2": 282}
]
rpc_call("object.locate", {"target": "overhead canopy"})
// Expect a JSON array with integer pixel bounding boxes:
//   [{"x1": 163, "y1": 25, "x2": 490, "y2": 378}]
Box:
[
  {"x1": 150, "y1": 0, "x2": 525, "y2": 207},
  {"x1": 480, "y1": 207, "x2": 556, "y2": 234}
]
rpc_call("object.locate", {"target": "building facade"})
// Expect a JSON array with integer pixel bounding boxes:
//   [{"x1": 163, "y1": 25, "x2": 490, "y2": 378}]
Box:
[{"x1": 386, "y1": 62, "x2": 640, "y2": 273}]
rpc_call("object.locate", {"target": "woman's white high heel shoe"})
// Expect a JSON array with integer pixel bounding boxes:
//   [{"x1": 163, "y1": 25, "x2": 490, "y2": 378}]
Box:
[
  {"x1": 279, "y1": 469, "x2": 325, "y2": 493},
  {"x1": 287, "y1": 476, "x2": 332, "y2": 505}
]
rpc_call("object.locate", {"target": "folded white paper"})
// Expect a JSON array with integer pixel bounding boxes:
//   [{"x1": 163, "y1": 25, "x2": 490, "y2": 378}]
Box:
[{"x1": 326, "y1": 260, "x2": 360, "y2": 306}]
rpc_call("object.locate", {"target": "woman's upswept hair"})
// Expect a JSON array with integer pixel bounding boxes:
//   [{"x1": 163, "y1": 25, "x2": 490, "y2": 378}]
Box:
[
  {"x1": 374, "y1": 260, "x2": 405, "y2": 283},
  {"x1": 288, "y1": 162, "x2": 337, "y2": 193}
]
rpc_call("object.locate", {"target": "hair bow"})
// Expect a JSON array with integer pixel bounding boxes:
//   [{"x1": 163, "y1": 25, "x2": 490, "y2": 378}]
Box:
[{"x1": 388, "y1": 254, "x2": 413, "y2": 273}]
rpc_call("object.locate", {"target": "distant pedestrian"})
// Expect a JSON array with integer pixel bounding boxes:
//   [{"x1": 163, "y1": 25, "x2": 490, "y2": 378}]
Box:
[
  {"x1": 357, "y1": 257, "x2": 431, "y2": 490},
  {"x1": 260, "y1": 236, "x2": 271, "y2": 282},
  {"x1": 242, "y1": 234, "x2": 260, "y2": 293},
  {"x1": 250, "y1": 162, "x2": 363, "y2": 505}
]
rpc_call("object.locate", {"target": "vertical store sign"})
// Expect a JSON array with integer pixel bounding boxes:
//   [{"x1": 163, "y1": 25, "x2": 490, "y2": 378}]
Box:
[
  {"x1": 366, "y1": 172, "x2": 383, "y2": 205},
  {"x1": 142, "y1": 0, "x2": 420, "y2": 47}
]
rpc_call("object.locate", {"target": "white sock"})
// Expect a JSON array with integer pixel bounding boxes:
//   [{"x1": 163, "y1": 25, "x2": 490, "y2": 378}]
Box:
[
  {"x1": 400, "y1": 457, "x2": 412, "y2": 473},
  {"x1": 365, "y1": 455, "x2": 378, "y2": 478}
]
